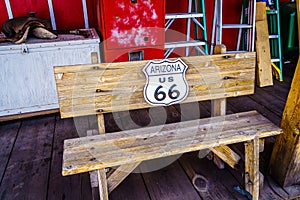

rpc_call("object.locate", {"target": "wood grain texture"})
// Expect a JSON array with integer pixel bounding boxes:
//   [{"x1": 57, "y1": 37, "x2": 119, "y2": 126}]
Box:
[
  {"x1": 54, "y1": 53, "x2": 256, "y2": 118},
  {"x1": 142, "y1": 161, "x2": 201, "y2": 200},
  {"x1": 255, "y1": 2, "x2": 272, "y2": 87},
  {"x1": 107, "y1": 163, "x2": 139, "y2": 193},
  {"x1": 268, "y1": 2, "x2": 300, "y2": 186},
  {"x1": 269, "y1": 58, "x2": 300, "y2": 187},
  {"x1": 47, "y1": 116, "x2": 92, "y2": 200},
  {"x1": 109, "y1": 173, "x2": 150, "y2": 200},
  {"x1": 62, "y1": 111, "x2": 281, "y2": 176},
  {"x1": 179, "y1": 152, "x2": 247, "y2": 199},
  {"x1": 211, "y1": 146, "x2": 241, "y2": 169},
  {"x1": 0, "y1": 109, "x2": 59, "y2": 122},
  {"x1": 245, "y1": 138, "x2": 260, "y2": 200},
  {"x1": 210, "y1": 44, "x2": 227, "y2": 169},
  {"x1": 0, "y1": 120, "x2": 20, "y2": 183},
  {"x1": 0, "y1": 115, "x2": 55, "y2": 200},
  {"x1": 98, "y1": 169, "x2": 109, "y2": 200}
]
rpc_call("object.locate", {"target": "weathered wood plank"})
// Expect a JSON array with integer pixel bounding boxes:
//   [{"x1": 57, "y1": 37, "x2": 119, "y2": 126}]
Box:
[
  {"x1": 110, "y1": 173, "x2": 150, "y2": 200},
  {"x1": 98, "y1": 169, "x2": 108, "y2": 200},
  {"x1": 211, "y1": 52, "x2": 227, "y2": 170},
  {"x1": 245, "y1": 138, "x2": 260, "y2": 200},
  {"x1": 54, "y1": 53, "x2": 256, "y2": 73},
  {"x1": 255, "y1": 2, "x2": 273, "y2": 87},
  {"x1": 0, "y1": 120, "x2": 20, "y2": 183},
  {"x1": 0, "y1": 115, "x2": 55, "y2": 200},
  {"x1": 0, "y1": 109, "x2": 59, "y2": 122},
  {"x1": 142, "y1": 161, "x2": 201, "y2": 200},
  {"x1": 249, "y1": 87, "x2": 286, "y2": 117},
  {"x1": 261, "y1": 80, "x2": 290, "y2": 102},
  {"x1": 179, "y1": 152, "x2": 247, "y2": 199},
  {"x1": 106, "y1": 110, "x2": 149, "y2": 193},
  {"x1": 107, "y1": 163, "x2": 139, "y2": 193},
  {"x1": 269, "y1": 58, "x2": 300, "y2": 187},
  {"x1": 267, "y1": 0, "x2": 300, "y2": 189},
  {"x1": 54, "y1": 53, "x2": 256, "y2": 118},
  {"x1": 62, "y1": 111, "x2": 281, "y2": 176},
  {"x1": 47, "y1": 116, "x2": 92, "y2": 200},
  {"x1": 227, "y1": 96, "x2": 281, "y2": 126},
  {"x1": 211, "y1": 146, "x2": 241, "y2": 169}
]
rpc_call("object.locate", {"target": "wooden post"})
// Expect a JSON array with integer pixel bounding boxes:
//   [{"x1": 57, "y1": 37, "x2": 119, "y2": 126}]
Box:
[
  {"x1": 210, "y1": 44, "x2": 227, "y2": 169},
  {"x1": 245, "y1": 138, "x2": 260, "y2": 200},
  {"x1": 94, "y1": 114, "x2": 109, "y2": 200},
  {"x1": 269, "y1": 0, "x2": 300, "y2": 187},
  {"x1": 98, "y1": 169, "x2": 109, "y2": 200}
]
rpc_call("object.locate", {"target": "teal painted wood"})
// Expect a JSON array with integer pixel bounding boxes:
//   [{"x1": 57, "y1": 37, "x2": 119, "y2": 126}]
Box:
[{"x1": 267, "y1": 0, "x2": 283, "y2": 81}]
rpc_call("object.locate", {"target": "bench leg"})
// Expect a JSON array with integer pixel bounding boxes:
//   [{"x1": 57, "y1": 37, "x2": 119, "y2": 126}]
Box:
[
  {"x1": 98, "y1": 169, "x2": 109, "y2": 200},
  {"x1": 107, "y1": 162, "x2": 140, "y2": 193},
  {"x1": 245, "y1": 138, "x2": 260, "y2": 200}
]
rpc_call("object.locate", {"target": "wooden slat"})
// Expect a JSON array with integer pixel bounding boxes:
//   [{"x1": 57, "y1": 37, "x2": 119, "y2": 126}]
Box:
[
  {"x1": 107, "y1": 163, "x2": 140, "y2": 193},
  {"x1": 0, "y1": 109, "x2": 59, "y2": 122},
  {"x1": 62, "y1": 111, "x2": 281, "y2": 176},
  {"x1": 211, "y1": 146, "x2": 241, "y2": 169},
  {"x1": 54, "y1": 53, "x2": 256, "y2": 118}
]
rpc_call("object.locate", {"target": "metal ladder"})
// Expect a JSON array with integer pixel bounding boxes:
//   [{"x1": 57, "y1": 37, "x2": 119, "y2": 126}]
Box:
[
  {"x1": 266, "y1": 0, "x2": 283, "y2": 81},
  {"x1": 210, "y1": 0, "x2": 256, "y2": 54},
  {"x1": 165, "y1": 0, "x2": 208, "y2": 58}
]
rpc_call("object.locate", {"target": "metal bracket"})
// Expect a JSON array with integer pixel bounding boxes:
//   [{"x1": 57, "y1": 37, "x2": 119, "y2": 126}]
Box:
[{"x1": 21, "y1": 44, "x2": 29, "y2": 54}]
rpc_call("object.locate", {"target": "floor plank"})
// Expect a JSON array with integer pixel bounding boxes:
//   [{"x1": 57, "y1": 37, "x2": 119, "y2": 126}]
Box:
[
  {"x1": 227, "y1": 143, "x2": 289, "y2": 200},
  {"x1": 0, "y1": 115, "x2": 55, "y2": 200},
  {"x1": 227, "y1": 95, "x2": 282, "y2": 126},
  {"x1": 179, "y1": 152, "x2": 247, "y2": 200},
  {"x1": 142, "y1": 160, "x2": 201, "y2": 200},
  {"x1": 0, "y1": 120, "x2": 21, "y2": 184},
  {"x1": 110, "y1": 173, "x2": 150, "y2": 200},
  {"x1": 47, "y1": 116, "x2": 92, "y2": 200}
]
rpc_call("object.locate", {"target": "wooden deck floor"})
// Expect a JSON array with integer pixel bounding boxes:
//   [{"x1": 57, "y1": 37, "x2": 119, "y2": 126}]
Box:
[{"x1": 0, "y1": 63, "x2": 298, "y2": 200}]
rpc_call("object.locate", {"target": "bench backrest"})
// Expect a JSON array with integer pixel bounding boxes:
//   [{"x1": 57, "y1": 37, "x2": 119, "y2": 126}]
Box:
[{"x1": 54, "y1": 52, "x2": 256, "y2": 119}]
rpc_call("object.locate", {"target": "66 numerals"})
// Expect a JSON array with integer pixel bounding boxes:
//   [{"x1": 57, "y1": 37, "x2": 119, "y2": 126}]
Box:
[{"x1": 154, "y1": 84, "x2": 180, "y2": 101}]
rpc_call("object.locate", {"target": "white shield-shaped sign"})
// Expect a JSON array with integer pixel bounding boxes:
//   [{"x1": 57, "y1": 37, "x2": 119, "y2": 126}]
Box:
[{"x1": 143, "y1": 58, "x2": 189, "y2": 106}]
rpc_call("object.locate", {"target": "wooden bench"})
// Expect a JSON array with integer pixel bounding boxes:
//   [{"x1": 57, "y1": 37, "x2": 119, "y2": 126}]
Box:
[{"x1": 54, "y1": 52, "x2": 282, "y2": 200}]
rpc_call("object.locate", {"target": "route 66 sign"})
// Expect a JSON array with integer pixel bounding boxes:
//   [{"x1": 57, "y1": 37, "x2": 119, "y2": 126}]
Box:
[{"x1": 143, "y1": 58, "x2": 189, "y2": 106}]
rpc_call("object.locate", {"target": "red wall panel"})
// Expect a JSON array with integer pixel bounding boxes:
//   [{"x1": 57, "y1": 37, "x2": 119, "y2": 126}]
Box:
[
  {"x1": 9, "y1": 0, "x2": 50, "y2": 19},
  {"x1": 51, "y1": 0, "x2": 85, "y2": 29},
  {"x1": 0, "y1": 1, "x2": 9, "y2": 27},
  {"x1": 0, "y1": 0, "x2": 289, "y2": 51},
  {"x1": 86, "y1": 0, "x2": 97, "y2": 28}
]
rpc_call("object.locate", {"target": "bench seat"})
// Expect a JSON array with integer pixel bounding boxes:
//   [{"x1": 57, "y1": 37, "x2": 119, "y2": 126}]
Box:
[{"x1": 62, "y1": 110, "x2": 282, "y2": 176}]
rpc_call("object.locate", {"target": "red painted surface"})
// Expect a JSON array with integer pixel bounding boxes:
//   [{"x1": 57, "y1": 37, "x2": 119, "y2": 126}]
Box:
[
  {"x1": 0, "y1": 1, "x2": 9, "y2": 27},
  {"x1": 52, "y1": 0, "x2": 85, "y2": 29},
  {"x1": 0, "y1": 0, "x2": 289, "y2": 54},
  {"x1": 9, "y1": 0, "x2": 50, "y2": 19},
  {"x1": 0, "y1": 0, "x2": 98, "y2": 30},
  {"x1": 98, "y1": 0, "x2": 166, "y2": 62}
]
